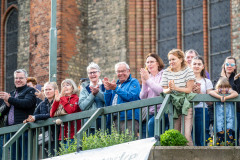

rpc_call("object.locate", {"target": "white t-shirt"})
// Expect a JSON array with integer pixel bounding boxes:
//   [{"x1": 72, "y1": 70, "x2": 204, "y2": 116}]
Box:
[
  {"x1": 160, "y1": 67, "x2": 195, "y2": 88},
  {"x1": 194, "y1": 78, "x2": 213, "y2": 108}
]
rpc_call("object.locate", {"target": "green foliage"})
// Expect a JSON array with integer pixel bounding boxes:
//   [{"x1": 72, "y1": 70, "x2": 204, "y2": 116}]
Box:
[
  {"x1": 82, "y1": 127, "x2": 134, "y2": 150},
  {"x1": 56, "y1": 138, "x2": 78, "y2": 156},
  {"x1": 160, "y1": 129, "x2": 188, "y2": 146},
  {"x1": 56, "y1": 126, "x2": 135, "y2": 156}
]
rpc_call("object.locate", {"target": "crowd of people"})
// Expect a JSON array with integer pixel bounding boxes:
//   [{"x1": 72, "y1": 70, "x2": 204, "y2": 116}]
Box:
[{"x1": 0, "y1": 48, "x2": 240, "y2": 159}]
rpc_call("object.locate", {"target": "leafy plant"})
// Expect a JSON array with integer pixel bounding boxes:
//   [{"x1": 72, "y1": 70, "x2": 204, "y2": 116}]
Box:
[
  {"x1": 56, "y1": 126, "x2": 135, "y2": 156},
  {"x1": 160, "y1": 129, "x2": 188, "y2": 146}
]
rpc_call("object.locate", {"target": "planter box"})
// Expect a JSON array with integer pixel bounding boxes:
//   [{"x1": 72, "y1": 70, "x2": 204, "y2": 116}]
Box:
[{"x1": 148, "y1": 146, "x2": 240, "y2": 160}]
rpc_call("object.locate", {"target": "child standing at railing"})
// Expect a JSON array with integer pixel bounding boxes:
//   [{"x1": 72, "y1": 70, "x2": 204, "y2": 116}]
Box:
[{"x1": 209, "y1": 77, "x2": 238, "y2": 145}]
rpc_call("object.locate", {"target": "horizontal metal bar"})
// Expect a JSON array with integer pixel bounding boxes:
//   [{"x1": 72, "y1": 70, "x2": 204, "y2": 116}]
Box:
[
  {"x1": 210, "y1": 23, "x2": 230, "y2": 30},
  {"x1": 183, "y1": 30, "x2": 203, "y2": 36},
  {"x1": 210, "y1": 50, "x2": 231, "y2": 56},
  {"x1": 157, "y1": 12, "x2": 176, "y2": 19},
  {"x1": 182, "y1": 4, "x2": 203, "y2": 11},
  {"x1": 103, "y1": 96, "x2": 164, "y2": 114},
  {"x1": 158, "y1": 36, "x2": 177, "y2": 43},
  {"x1": 191, "y1": 94, "x2": 240, "y2": 102}
]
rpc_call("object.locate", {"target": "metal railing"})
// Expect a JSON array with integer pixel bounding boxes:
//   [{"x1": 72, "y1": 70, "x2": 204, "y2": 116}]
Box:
[
  {"x1": 1, "y1": 94, "x2": 240, "y2": 159},
  {"x1": 155, "y1": 94, "x2": 240, "y2": 146},
  {"x1": 0, "y1": 96, "x2": 164, "y2": 160}
]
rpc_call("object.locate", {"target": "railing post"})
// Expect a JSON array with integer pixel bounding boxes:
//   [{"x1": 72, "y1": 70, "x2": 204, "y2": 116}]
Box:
[
  {"x1": 2, "y1": 123, "x2": 30, "y2": 160},
  {"x1": 155, "y1": 94, "x2": 171, "y2": 145},
  {"x1": 76, "y1": 108, "x2": 104, "y2": 151}
]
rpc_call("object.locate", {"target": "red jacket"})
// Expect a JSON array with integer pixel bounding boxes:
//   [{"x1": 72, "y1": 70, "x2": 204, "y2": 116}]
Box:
[{"x1": 50, "y1": 94, "x2": 81, "y2": 140}]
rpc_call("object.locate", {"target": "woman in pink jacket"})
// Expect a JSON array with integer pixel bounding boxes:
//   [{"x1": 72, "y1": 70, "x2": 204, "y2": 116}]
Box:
[{"x1": 140, "y1": 53, "x2": 166, "y2": 138}]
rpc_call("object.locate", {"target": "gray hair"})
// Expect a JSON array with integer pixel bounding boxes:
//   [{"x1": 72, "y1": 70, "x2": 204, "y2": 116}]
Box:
[
  {"x1": 61, "y1": 79, "x2": 78, "y2": 94},
  {"x1": 184, "y1": 49, "x2": 199, "y2": 57},
  {"x1": 87, "y1": 62, "x2": 101, "y2": 73},
  {"x1": 14, "y1": 69, "x2": 28, "y2": 78},
  {"x1": 115, "y1": 62, "x2": 130, "y2": 72}
]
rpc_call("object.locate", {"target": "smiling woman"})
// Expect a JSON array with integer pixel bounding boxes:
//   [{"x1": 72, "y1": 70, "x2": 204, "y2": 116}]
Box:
[
  {"x1": 160, "y1": 49, "x2": 195, "y2": 146},
  {"x1": 191, "y1": 56, "x2": 213, "y2": 146},
  {"x1": 78, "y1": 62, "x2": 105, "y2": 133},
  {"x1": 50, "y1": 79, "x2": 81, "y2": 143},
  {"x1": 140, "y1": 53, "x2": 166, "y2": 138}
]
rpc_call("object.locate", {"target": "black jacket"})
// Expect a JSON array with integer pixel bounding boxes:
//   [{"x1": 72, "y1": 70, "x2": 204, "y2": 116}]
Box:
[
  {"x1": 34, "y1": 98, "x2": 53, "y2": 121},
  {"x1": 5, "y1": 85, "x2": 37, "y2": 125}
]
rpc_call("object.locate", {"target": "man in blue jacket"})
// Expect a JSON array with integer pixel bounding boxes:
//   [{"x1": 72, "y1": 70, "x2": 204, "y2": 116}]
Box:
[{"x1": 103, "y1": 62, "x2": 140, "y2": 137}]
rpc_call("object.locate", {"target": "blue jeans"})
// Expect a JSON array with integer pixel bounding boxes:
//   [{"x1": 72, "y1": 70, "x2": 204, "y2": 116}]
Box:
[
  {"x1": 216, "y1": 102, "x2": 235, "y2": 132},
  {"x1": 142, "y1": 114, "x2": 169, "y2": 138},
  {"x1": 142, "y1": 115, "x2": 154, "y2": 139},
  {"x1": 194, "y1": 108, "x2": 210, "y2": 146}
]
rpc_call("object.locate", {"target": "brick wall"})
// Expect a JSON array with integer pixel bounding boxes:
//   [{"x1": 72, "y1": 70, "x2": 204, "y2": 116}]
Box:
[
  {"x1": 58, "y1": 0, "x2": 86, "y2": 85},
  {"x1": 28, "y1": 0, "x2": 86, "y2": 86},
  {"x1": 128, "y1": 0, "x2": 156, "y2": 80},
  {"x1": 87, "y1": 0, "x2": 128, "y2": 79},
  {"x1": 29, "y1": 0, "x2": 51, "y2": 85},
  {"x1": 231, "y1": 0, "x2": 240, "y2": 73}
]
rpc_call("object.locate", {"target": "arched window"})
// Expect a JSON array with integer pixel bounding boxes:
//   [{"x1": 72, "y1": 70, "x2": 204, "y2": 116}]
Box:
[{"x1": 5, "y1": 8, "x2": 18, "y2": 92}]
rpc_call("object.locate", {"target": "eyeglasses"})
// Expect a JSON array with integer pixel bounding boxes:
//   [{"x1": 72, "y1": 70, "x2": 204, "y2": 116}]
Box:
[
  {"x1": 225, "y1": 62, "x2": 235, "y2": 67},
  {"x1": 116, "y1": 70, "x2": 127, "y2": 74},
  {"x1": 15, "y1": 77, "x2": 25, "y2": 80},
  {"x1": 88, "y1": 71, "x2": 99, "y2": 75},
  {"x1": 146, "y1": 61, "x2": 156, "y2": 64}
]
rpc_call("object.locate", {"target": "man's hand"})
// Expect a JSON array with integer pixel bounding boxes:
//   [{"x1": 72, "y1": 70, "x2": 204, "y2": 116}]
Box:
[
  {"x1": 103, "y1": 78, "x2": 117, "y2": 90},
  {"x1": 0, "y1": 92, "x2": 10, "y2": 102}
]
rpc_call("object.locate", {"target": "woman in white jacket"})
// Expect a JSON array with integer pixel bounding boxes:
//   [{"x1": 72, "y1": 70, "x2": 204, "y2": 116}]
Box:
[{"x1": 78, "y1": 62, "x2": 105, "y2": 133}]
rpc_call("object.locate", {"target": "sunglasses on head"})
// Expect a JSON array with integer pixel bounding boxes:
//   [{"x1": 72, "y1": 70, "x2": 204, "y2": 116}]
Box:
[{"x1": 225, "y1": 62, "x2": 235, "y2": 67}]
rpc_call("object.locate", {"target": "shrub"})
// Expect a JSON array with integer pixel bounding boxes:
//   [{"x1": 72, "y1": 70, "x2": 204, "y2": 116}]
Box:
[
  {"x1": 81, "y1": 127, "x2": 134, "y2": 150},
  {"x1": 160, "y1": 129, "x2": 188, "y2": 146}
]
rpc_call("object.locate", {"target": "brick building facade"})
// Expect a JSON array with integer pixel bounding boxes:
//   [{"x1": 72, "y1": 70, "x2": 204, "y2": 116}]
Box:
[{"x1": 0, "y1": 0, "x2": 239, "y2": 91}]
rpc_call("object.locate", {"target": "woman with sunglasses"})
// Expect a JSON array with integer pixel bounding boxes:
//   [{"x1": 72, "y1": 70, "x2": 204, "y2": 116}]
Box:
[{"x1": 216, "y1": 56, "x2": 240, "y2": 144}]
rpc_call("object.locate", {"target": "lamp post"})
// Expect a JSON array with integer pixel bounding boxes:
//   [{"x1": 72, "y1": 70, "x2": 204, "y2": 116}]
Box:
[{"x1": 49, "y1": 0, "x2": 57, "y2": 82}]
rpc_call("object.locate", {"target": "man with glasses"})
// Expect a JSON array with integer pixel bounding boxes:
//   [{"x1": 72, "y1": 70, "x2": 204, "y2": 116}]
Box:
[
  {"x1": 185, "y1": 49, "x2": 210, "y2": 79},
  {"x1": 103, "y1": 62, "x2": 140, "y2": 137},
  {"x1": 0, "y1": 69, "x2": 36, "y2": 160}
]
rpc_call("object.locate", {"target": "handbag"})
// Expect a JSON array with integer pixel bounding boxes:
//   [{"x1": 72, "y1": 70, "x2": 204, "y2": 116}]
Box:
[
  {"x1": 54, "y1": 104, "x2": 67, "y2": 117},
  {"x1": 38, "y1": 131, "x2": 53, "y2": 145}
]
